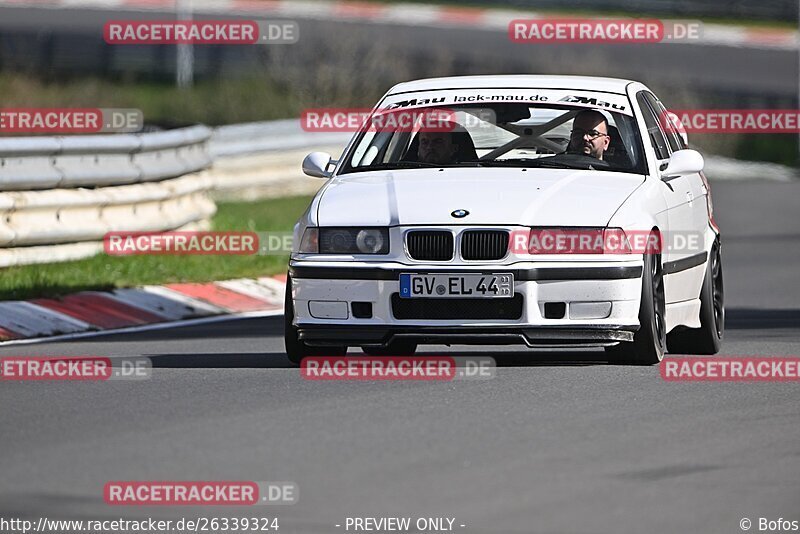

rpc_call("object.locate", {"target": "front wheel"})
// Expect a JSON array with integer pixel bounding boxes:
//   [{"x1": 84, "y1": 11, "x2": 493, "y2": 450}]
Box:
[
  {"x1": 667, "y1": 242, "x2": 724, "y2": 354},
  {"x1": 284, "y1": 273, "x2": 347, "y2": 365},
  {"x1": 606, "y1": 247, "x2": 666, "y2": 365}
]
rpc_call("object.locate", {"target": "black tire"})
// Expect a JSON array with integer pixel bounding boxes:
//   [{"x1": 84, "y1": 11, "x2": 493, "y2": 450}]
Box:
[
  {"x1": 361, "y1": 341, "x2": 418, "y2": 357},
  {"x1": 284, "y1": 273, "x2": 347, "y2": 365},
  {"x1": 667, "y1": 242, "x2": 724, "y2": 355},
  {"x1": 606, "y1": 246, "x2": 666, "y2": 365}
]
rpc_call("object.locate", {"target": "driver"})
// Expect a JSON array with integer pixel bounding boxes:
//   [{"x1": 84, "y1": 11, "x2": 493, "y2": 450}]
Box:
[
  {"x1": 416, "y1": 124, "x2": 476, "y2": 165},
  {"x1": 417, "y1": 131, "x2": 458, "y2": 164},
  {"x1": 567, "y1": 110, "x2": 611, "y2": 160}
]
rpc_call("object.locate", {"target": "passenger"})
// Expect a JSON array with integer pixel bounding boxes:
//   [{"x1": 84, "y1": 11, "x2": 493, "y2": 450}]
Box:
[{"x1": 416, "y1": 124, "x2": 477, "y2": 165}]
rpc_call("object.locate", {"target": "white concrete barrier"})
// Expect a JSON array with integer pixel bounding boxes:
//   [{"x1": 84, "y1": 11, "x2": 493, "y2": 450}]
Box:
[{"x1": 0, "y1": 125, "x2": 216, "y2": 267}]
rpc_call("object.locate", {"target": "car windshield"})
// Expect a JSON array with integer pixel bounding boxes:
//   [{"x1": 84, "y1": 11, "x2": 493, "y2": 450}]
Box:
[{"x1": 340, "y1": 99, "x2": 646, "y2": 175}]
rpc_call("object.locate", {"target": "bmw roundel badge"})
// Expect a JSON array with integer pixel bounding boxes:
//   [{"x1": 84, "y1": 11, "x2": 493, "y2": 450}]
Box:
[{"x1": 451, "y1": 209, "x2": 469, "y2": 218}]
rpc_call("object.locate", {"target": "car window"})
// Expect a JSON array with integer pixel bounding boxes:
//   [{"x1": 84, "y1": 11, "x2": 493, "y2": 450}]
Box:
[
  {"x1": 341, "y1": 103, "x2": 647, "y2": 175},
  {"x1": 350, "y1": 130, "x2": 378, "y2": 167},
  {"x1": 642, "y1": 92, "x2": 685, "y2": 152},
  {"x1": 636, "y1": 92, "x2": 671, "y2": 160}
]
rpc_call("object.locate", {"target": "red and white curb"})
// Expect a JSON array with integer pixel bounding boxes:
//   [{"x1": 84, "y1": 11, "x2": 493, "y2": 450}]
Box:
[
  {"x1": 0, "y1": 0, "x2": 795, "y2": 51},
  {"x1": 0, "y1": 275, "x2": 287, "y2": 345}
]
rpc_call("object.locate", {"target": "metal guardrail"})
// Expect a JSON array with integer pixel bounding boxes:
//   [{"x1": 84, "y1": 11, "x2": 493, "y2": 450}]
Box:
[
  {"x1": 206, "y1": 120, "x2": 349, "y2": 202},
  {"x1": 0, "y1": 126, "x2": 216, "y2": 267},
  {"x1": 210, "y1": 120, "x2": 350, "y2": 158},
  {"x1": 0, "y1": 125, "x2": 212, "y2": 190}
]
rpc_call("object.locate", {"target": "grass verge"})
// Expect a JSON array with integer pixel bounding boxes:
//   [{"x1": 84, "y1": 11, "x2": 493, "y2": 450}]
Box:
[
  {"x1": 0, "y1": 74, "x2": 301, "y2": 127},
  {"x1": 0, "y1": 195, "x2": 313, "y2": 301}
]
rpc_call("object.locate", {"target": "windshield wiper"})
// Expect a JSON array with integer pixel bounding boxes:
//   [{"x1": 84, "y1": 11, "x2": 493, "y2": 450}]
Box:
[
  {"x1": 478, "y1": 158, "x2": 615, "y2": 171},
  {"x1": 349, "y1": 161, "x2": 451, "y2": 172},
  {"x1": 477, "y1": 158, "x2": 575, "y2": 169}
]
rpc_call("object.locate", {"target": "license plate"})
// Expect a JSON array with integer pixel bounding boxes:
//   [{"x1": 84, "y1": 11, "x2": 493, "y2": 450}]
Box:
[{"x1": 399, "y1": 273, "x2": 514, "y2": 299}]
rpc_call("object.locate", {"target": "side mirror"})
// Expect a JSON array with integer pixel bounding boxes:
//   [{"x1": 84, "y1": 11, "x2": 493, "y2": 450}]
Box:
[
  {"x1": 661, "y1": 149, "x2": 704, "y2": 179},
  {"x1": 302, "y1": 152, "x2": 334, "y2": 178}
]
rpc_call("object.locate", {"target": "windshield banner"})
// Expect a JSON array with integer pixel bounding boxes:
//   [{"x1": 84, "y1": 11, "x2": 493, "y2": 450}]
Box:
[{"x1": 380, "y1": 89, "x2": 633, "y2": 116}]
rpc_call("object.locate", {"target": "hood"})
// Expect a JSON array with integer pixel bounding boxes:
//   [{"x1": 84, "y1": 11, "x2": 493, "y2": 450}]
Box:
[{"x1": 316, "y1": 167, "x2": 644, "y2": 227}]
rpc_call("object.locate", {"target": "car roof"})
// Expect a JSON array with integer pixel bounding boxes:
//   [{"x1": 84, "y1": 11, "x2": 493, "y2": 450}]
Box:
[{"x1": 387, "y1": 75, "x2": 637, "y2": 96}]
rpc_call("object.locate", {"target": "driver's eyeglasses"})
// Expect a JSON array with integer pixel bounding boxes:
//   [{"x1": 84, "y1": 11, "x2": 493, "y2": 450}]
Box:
[{"x1": 570, "y1": 128, "x2": 609, "y2": 140}]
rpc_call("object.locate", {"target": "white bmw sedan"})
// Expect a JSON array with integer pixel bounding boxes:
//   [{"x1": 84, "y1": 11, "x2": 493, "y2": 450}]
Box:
[{"x1": 285, "y1": 75, "x2": 724, "y2": 365}]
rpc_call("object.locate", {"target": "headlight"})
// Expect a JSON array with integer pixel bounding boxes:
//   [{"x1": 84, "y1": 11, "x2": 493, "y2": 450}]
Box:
[
  {"x1": 319, "y1": 228, "x2": 389, "y2": 254},
  {"x1": 527, "y1": 227, "x2": 631, "y2": 254}
]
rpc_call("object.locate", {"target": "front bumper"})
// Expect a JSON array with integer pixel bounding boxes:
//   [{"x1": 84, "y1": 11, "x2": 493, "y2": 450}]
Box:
[
  {"x1": 290, "y1": 260, "x2": 643, "y2": 348},
  {"x1": 299, "y1": 325, "x2": 637, "y2": 348}
]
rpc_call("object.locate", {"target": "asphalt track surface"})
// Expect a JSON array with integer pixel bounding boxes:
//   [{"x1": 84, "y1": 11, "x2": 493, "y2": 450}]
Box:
[
  {"x1": 0, "y1": 178, "x2": 798, "y2": 534},
  {"x1": 0, "y1": 5, "x2": 797, "y2": 100}
]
